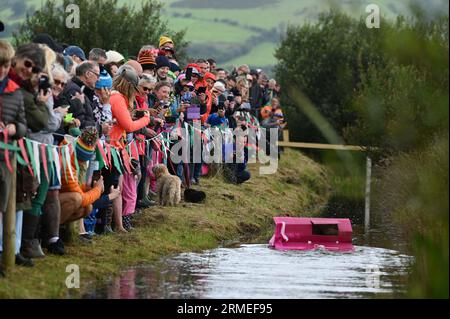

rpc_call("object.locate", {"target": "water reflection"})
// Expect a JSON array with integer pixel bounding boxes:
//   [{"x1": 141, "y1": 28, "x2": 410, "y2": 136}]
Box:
[{"x1": 84, "y1": 245, "x2": 412, "y2": 299}]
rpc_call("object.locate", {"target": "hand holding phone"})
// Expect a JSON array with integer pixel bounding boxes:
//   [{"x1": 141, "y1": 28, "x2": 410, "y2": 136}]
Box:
[
  {"x1": 38, "y1": 87, "x2": 51, "y2": 103},
  {"x1": 108, "y1": 185, "x2": 121, "y2": 200},
  {"x1": 197, "y1": 86, "x2": 206, "y2": 95},
  {"x1": 185, "y1": 67, "x2": 193, "y2": 81},
  {"x1": 53, "y1": 106, "x2": 69, "y2": 116}
]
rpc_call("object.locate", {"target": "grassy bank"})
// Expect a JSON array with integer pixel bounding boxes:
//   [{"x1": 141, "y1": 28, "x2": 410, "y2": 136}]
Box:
[
  {"x1": 0, "y1": 149, "x2": 329, "y2": 298},
  {"x1": 373, "y1": 135, "x2": 449, "y2": 298}
]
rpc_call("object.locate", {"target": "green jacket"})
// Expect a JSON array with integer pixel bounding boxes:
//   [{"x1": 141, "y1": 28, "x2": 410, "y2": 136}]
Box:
[{"x1": 20, "y1": 87, "x2": 49, "y2": 133}]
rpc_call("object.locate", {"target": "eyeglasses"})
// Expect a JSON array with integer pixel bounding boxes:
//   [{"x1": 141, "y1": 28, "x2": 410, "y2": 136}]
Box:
[
  {"x1": 53, "y1": 79, "x2": 66, "y2": 87},
  {"x1": 89, "y1": 70, "x2": 100, "y2": 79},
  {"x1": 141, "y1": 87, "x2": 152, "y2": 92},
  {"x1": 24, "y1": 59, "x2": 41, "y2": 74}
]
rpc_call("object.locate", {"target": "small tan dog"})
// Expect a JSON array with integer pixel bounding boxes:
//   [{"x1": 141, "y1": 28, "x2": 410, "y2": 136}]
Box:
[{"x1": 152, "y1": 164, "x2": 182, "y2": 206}]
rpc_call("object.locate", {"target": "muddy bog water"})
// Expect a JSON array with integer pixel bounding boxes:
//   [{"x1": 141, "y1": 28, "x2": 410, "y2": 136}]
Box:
[{"x1": 83, "y1": 222, "x2": 413, "y2": 299}]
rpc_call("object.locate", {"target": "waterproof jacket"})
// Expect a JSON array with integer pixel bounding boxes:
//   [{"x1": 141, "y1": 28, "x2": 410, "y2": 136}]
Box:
[
  {"x1": 110, "y1": 91, "x2": 150, "y2": 149},
  {"x1": 0, "y1": 77, "x2": 27, "y2": 160},
  {"x1": 62, "y1": 76, "x2": 96, "y2": 128},
  {"x1": 8, "y1": 68, "x2": 49, "y2": 133}
]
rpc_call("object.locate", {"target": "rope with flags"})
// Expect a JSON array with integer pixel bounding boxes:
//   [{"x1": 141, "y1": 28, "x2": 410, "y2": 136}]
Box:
[{"x1": 0, "y1": 114, "x2": 263, "y2": 186}]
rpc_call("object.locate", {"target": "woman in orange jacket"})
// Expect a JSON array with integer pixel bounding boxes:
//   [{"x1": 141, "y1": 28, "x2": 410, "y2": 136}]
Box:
[{"x1": 108, "y1": 65, "x2": 154, "y2": 232}]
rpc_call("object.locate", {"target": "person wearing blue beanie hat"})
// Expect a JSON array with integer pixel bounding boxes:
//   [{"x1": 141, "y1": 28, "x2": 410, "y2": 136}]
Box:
[
  {"x1": 95, "y1": 69, "x2": 112, "y2": 90},
  {"x1": 93, "y1": 69, "x2": 113, "y2": 134}
]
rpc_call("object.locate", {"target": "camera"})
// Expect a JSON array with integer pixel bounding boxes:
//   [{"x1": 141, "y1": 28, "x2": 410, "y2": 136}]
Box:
[
  {"x1": 181, "y1": 92, "x2": 192, "y2": 104},
  {"x1": 185, "y1": 67, "x2": 193, "y2": 81},
  {"x1": 218, "y1": 95, "x2": 227, "y2": 109},
  {"x1": 39, "y1": 74, "x2": 52, "y2": 92},
  {"x1": 165, "y1": 116, "x2": 177, "y2": 124},
  {"x1": 133, "y1": 110, "x2": 147, "y2": 120},
  {"x1": 196, "y1": 86, "x2": 207, "y2": 95},
  {"x1": 158, "y1": 100, "x2": 171, "y2": 109}
]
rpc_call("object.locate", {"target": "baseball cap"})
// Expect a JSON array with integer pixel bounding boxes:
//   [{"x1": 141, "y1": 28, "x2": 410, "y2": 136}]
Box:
[{"x1": 64, "y1": 45, "x2": 86, "y2": 61}]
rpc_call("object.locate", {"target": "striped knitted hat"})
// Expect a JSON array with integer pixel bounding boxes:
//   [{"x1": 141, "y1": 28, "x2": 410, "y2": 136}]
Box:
[
  {"x1": 95, "y1": 69, "x2": 113, "y2": 89},
  {"x1": 76, "y1": 127, "x2": 98, "y2": 162},
  {"x1": 138, "y1": 49, "x2": 156, "y2": 70}
]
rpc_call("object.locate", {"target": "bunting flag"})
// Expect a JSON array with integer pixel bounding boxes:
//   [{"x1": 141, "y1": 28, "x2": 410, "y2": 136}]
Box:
[
  {"x1": 95, "y1": 143, "x2": 106, "y2": 171},
  {"x1": 32, "y1": 141, "x2": 41, "y2": 184},
  {"x1": 96, "y1": 140, "x2": 109, "y2": 168},
  {"x1": 121, "y1": 148, "x2": 132, "y2": 174},
  {"x1": 52, "y1": 146, "x2": 61, "y2": 184},
  {"x1": 60, "y1": 144, "x2": 68, "y2": 182},
  {"x1": 0, "y1": 116, "x2": 263, "y2": 191},
  {"x1": 18, "y1": 138, "x2": 34, "y2": 176},
  {"x1": 125, "y1": 143, "x2": 131, "y2": 158},
  {"x1": 160, "y1": 135, "x2": 168, "y2": 166},
  {"x1": 132, "y1": 140, "x2": 139, "y2": 160},
  {"x1": 117, "y1": 147, "x2": 125, "y2": 170},
  {"x1": 145, "y1": 140, "x2": 151, "y2": 160},
  {"x1": 69, "y1": 142, "x2": 80, "y2": 179},
  {"x1": 110, "y1": 147, "x2": 122, "y2": 175},
  {"x1": 177, "y1": 118, "x2": 183, "y2": 139},
  {"x1": 64, "y1": 144, "x2": 74, "y2": 181},
  {"x1": 40, "y1": 143, "x2": 49, "y2": 182},
  {"x1": 106, "y1": 143, "x2": 112, "y2": 171},
  {"x1": 47, "y1": 145, "x2": 54, "y2": 180},
  {"x1": 25, "y1": 139, "x2": 37, "y2": 179}
]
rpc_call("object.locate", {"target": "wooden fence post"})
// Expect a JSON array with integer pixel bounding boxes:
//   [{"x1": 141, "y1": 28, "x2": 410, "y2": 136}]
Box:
[
  {"x1": 2, "y1": 141, "x2": 17, "y2": 271},
  {"x1": 283, "y1": 130, "x2": 290, "y2": 143},
  {"x1": 364, "y1": 156, "x2": 372, "y2": 233}
]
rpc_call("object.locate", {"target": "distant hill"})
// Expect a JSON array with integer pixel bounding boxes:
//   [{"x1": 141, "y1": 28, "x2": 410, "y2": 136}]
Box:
[{"x1": 1, "y1": 0, "x2": 448, "y2": 73}]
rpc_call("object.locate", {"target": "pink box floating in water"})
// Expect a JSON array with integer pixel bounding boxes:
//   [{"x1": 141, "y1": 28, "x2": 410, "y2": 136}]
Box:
[{"x1": 269, "y1": 217, "x2": 354, "y2": 252}]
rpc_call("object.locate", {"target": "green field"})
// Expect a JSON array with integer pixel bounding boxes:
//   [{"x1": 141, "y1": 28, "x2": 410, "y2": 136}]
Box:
[
  {"x1": 224, "y1": 42, "x2": 278, "y2": 70},
  {"x1": 165, "y1": 16, "x2": 256, "y2": 43},
  {"x1": 1, "y1": 0, "x2": 447, "y2": 69}
]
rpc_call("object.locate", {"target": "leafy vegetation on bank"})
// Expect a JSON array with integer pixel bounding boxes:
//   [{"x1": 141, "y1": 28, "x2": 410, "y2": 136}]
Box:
[{"x1": 275, "y1": 8, "x2": 449, "y2": 298}]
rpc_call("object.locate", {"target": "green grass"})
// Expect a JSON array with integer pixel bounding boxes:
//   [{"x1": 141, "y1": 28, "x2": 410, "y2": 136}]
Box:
[
  {"x1": 159, "y1": 0, "x2": 414, "y2": 29},
  {"x1": 0, "y1": 149, "x2": 330, "y2": 298},
  {"x1": 165, "y1": 17, "x2": 256, "y2": 43}
]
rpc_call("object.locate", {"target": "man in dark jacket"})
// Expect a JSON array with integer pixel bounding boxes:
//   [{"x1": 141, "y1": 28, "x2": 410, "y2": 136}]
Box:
[
  {"x1": 249, "y1": 70, "x2": 264, "y2": 119},
  {"x1": 62, "y1": 61, "x2": 99, "y2": 129}
]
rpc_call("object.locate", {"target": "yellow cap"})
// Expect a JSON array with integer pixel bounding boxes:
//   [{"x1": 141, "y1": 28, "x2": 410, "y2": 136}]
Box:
[{"x1": 159, "y1": 36, "x2": 173, "y2": 48}]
